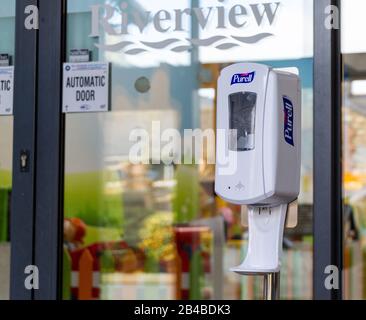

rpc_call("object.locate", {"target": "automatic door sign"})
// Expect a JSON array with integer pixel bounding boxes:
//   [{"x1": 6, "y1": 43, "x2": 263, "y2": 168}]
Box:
[
  {"x1": 62, "y1": 62, "x2": 110, "y2": 113},
  {"x1": 0, "y1": 66, "x2": 14, "y2": 116}
]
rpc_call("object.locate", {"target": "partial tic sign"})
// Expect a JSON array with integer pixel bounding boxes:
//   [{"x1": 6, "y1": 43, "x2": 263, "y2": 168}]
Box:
[
  {"x1": 0, "y1": 66, "x2": 14, "y2": 116},
  {"x1": 62, "y1": 62, "x2": 110, "y2": 113}
]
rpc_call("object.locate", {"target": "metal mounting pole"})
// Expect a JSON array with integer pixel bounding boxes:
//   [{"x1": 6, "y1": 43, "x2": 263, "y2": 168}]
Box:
[{"x1": 263, "y1": 273, "x2": 280, "y2": 300}]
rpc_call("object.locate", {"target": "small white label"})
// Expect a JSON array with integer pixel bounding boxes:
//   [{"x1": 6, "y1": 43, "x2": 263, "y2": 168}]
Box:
[
  {"x1": 0, "y1": 54, "x2": 10, "y2": 67},
  {"x1": 62, "y1": 62, "x2": 110, "y2": 113},
  {"x1": 0, "y1": 66, "x2": 14, "y2": 116},
  {"x1": 69, "y1": 49, "x2": 90, "y2": 63}
]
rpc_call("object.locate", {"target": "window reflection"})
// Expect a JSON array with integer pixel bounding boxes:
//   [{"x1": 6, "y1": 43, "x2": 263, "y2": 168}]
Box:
[
  {"x1": 342, "y1": 55, "x2": 366, "y2": 300},
  {"x1": 64, "y1": 0, "x2": 314, "y2": 300},
  {"x1": 342, "y1": 0, "x2": 366, "y2": 300}
]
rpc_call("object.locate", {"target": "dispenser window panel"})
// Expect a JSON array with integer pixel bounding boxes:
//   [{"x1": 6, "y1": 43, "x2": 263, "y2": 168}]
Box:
[{"x1": 229, "y1": 92, "x2": 257, "y2": 151}]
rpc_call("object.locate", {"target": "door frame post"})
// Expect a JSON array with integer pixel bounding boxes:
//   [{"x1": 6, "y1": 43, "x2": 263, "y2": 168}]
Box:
[
  {"x1": 10, "y1": 0, "x2": 39, "y2": 300},
  {"x1": 313, "y1": 0, "x2": 343, "y2": 300}
]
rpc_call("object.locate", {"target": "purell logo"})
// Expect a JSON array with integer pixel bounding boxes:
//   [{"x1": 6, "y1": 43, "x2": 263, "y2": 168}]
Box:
[
  {"x1": 231, "y1": 72, "x2": 255, "y2": 85},
  {"x1": 89, "y1": 1, "x2": 281, "y2": 55},
  {"x1": 283, "y1": 96, "x2": 294, "y2": 146}
]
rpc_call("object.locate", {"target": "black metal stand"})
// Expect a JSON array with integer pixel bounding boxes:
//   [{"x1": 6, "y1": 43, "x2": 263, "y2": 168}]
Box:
[{"x1": 263, "y1": 272, "x2": 280, "y2": 300}]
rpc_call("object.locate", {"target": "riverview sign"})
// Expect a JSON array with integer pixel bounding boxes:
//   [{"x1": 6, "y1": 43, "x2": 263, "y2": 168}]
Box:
[{"x1": 89, "y1": 1, "x2": 281, "y2": 55}]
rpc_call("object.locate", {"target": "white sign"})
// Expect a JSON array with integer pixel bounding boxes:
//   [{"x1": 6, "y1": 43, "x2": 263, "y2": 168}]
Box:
[
  {"x1": 0, "y1": 54, "x2": 10, "y2": 67},
  {"x1": 69, "y1": 49, "x2": 91, "y2": 63},
  {"x1": 62, "y1": 62, "x2": 110, "y2": 113},
  {"x1": 0, "y1": 66, "x2": 14, "y2": 116}
]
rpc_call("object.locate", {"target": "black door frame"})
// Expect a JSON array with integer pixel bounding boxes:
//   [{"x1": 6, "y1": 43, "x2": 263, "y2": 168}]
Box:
[
  {"x1": 10, "y1": 0, "x2": 66, "y2": 300},
  {"x1": 313, "y1": 0, "x2": 343, "y2": 300},
  {"x1": 33, "y1": 0, "x2": 66, "y2": 300},
  {"x1": 9, "y1": 0, "x2": 343, "y2": 300},
  {"x1": 10, "y1": 0, "x2": 39, "y2": 300}
]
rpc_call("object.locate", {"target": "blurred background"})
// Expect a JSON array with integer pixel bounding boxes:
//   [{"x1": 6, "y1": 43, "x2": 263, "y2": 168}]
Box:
[
  {"x1": 60, "y1": 0, "x2": 314, "y2": 300},
  {"x1": 9, "y1": 0, "x2": 366, "y2": 300}
]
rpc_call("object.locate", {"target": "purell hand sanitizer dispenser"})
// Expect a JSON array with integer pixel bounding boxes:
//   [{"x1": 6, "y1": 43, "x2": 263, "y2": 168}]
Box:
[{"x1": 215, "y1": 63, "x2": 301, "y2": 299}]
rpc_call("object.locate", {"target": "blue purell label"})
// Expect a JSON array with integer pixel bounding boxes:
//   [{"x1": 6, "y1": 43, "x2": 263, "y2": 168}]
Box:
[
  {"x1": 283, "y1": 96, "x2": 294, "y2": 146},
  {"x1": 231, "y1": 71, "x2": 255, "y2": 85}
]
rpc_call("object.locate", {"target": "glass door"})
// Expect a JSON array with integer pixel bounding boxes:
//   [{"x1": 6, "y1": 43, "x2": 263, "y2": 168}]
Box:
[
  {"x1": 342, "y1": 0, "x2": 366, "y2": 300},
  {"x1": 0, "y1": 0, "x2": 15, "y2": 301},
  {"x1": 62, "y1": 0, "x2": 314, "y2": 300}
]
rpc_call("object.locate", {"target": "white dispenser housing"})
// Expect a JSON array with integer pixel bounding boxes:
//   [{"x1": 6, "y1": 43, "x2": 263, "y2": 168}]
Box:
[{"x1": 215, "y1": 63, "x2": 301, "y2": 274}]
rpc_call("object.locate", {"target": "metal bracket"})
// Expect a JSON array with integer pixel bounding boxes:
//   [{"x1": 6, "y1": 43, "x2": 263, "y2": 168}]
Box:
[{"x1": 241, "y1": 199, "x2": 298, "y2": 229}]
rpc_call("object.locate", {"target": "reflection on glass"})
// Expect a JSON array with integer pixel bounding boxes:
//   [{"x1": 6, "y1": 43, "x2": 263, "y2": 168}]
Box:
[
  {"x1": 342, "y1": 59, "x2": 366, "y2": 300},
  {"x1": 0, "y1": 0, "x2": 15, "y2": 301},
  {"x1": 342, "y1": 1, "x2": 366, "y2": 300},
  {"x1": 64, "y1": 0, "x2": 314, "y2": 300},
  {"x1": 229, "y1": 92, "x2": 256, "y2": 151}
]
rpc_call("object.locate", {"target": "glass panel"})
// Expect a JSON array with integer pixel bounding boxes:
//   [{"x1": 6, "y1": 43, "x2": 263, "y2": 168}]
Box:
[
  {"x1": 0, "y1": 0, "x2": 15, "y2": 301},
  {"x1": 63, "y1": 0, "x2": 313, "y2": 300},
  {"x1": 342, "y1": 0, "x2": 366, "y2": 300},
  {"x1": 229, "y1": 92, "x2": 257, "y2": 152}
]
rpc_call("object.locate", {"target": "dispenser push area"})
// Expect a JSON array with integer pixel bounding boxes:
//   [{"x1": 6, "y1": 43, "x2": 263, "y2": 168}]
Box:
[{"x1": 215, "y1": 63, "x2": 301, "y2": 283}]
